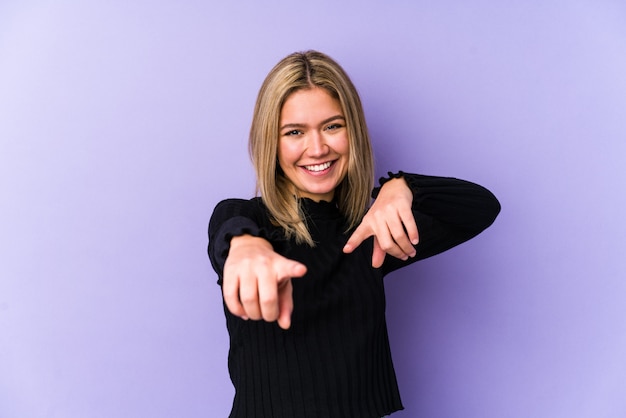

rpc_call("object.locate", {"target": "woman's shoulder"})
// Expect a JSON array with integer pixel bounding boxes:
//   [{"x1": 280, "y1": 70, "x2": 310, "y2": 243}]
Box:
[
  {"x1": 213, "y1": 196, "x2": 263, "y2": 209},
  {"x1": 210, "y1": 196, "x2": 267, "y2": 223}
]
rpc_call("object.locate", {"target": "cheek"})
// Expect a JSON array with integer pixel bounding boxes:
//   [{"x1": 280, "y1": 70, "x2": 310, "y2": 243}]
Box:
[
  {"x1": 332, "y1": 134, "x2": 350, "y2": 157},
  {"x1": 336, "y1": 135, "x2": 351, "y2": 176},
  {"x1": 278, "y1": 140, "x2": 301, "y2": 166},
  {"x1": 277, "y1": 140, "x2": 294, "y2": 170}
]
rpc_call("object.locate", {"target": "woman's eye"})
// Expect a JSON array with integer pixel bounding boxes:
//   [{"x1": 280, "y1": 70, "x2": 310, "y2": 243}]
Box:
[
  {"x1": 284, "y1": 130, "x2": 302, "y2": 136},
  {"x1": 325, "y1": 123, "x2": 343, "y2": 131}
]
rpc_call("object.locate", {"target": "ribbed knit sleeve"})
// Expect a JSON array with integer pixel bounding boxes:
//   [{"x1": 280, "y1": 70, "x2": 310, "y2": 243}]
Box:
[
  {"x1": 375, "y1": 173, "x2": 501, "y2": 275},
  {"x1": 208, "y1": 197, "x2": 287, "y2": 283}
]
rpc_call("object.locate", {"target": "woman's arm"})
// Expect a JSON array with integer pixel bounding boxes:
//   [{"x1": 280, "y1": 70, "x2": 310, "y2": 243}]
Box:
[
  {"x1": 208, "y1": 198, "x2": 306, "y2": 329},
  {"x1": 343, "y1": 173, "x2": 501, "y2": 271},
  {"x1": 223, "y1": 234, "x2": 306, "y2": 329},
  {"x1": 343, "y1": 177, "x2": 418, "y2": 267}
]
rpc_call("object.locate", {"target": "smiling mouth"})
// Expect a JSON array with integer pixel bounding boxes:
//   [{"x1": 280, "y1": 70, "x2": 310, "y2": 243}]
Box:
[{"x1": 303, "y1": 161, "x2": 333, "y2": 172}]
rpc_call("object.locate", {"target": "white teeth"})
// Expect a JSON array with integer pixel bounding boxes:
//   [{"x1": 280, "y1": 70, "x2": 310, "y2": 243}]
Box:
[{"x1": 304, "y1": 162, "x2": 332, "y2": 172}]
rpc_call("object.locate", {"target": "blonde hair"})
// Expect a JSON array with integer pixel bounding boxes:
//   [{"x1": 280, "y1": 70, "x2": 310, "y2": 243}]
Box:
[{"x1": 249, "y1": 50, "x2": 374, "y2": 245}]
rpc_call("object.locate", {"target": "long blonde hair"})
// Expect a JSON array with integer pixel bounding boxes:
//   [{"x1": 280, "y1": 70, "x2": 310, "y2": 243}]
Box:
[{"x1": 249, "y1": 50, "x2": 374, "y2": 245}]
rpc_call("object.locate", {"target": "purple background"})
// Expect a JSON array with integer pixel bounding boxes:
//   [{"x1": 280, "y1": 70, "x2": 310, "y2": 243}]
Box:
[{"x1": 1, "y1": 1, "x2": 625, "y2": 417}]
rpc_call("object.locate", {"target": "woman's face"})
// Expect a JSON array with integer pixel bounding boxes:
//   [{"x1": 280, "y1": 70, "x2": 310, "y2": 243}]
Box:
[{"x1": 277, "y1": 87, "x2": 349, "y2": 202}]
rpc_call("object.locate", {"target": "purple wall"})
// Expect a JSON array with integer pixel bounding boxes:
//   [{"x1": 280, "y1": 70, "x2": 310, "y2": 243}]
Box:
[{"x1": 1, "y1": 1, "x2": 625, "y2": 417}]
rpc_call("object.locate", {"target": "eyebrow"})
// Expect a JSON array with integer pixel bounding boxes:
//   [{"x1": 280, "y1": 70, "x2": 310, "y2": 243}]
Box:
[{"x1": 279, "y1": 115, "x2": 345, "y2": 131}]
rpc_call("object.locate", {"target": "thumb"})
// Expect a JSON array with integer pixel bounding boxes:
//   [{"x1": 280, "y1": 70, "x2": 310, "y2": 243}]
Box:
[
  {"x1": 277, "y1": 279, "x2": 293, "y2": 329},
  {"x1": 276, "y1": 260, "x2": 306, "y2": 330},
  {"x1": 371, "y1": 237, "x2": 386, "y2": 268}
]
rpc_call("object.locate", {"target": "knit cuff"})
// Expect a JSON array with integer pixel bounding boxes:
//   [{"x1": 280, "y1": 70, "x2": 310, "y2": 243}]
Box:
[{"x1": 372, "y1": 171, "x2": 416, "y2": 199}]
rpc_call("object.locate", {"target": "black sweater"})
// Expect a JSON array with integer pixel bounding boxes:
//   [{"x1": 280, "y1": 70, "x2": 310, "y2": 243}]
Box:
[{"x1": 208, "y1": 173, "x2": 500, "y2": 418}]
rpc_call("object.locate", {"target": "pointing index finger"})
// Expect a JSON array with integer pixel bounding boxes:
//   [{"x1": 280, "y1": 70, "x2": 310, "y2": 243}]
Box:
[{"x1": 343, "y1": 223, "x2": 371, "y2": 253}]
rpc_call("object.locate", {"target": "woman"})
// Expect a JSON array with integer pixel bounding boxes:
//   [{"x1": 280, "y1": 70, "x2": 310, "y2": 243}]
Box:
[{"x1": 208, "y1": 50, "x2": 500, "y2": 417}]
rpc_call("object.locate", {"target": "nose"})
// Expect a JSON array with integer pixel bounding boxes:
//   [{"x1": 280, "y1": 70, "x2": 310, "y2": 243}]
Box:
[{"x1": 307, "y1": 130, "x2": 328, "y2": 157}]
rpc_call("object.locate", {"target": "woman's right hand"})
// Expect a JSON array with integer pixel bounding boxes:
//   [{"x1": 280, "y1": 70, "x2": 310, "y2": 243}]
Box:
[{"x1": 222, "y1": 235, "x2": 307, "y2": 330}]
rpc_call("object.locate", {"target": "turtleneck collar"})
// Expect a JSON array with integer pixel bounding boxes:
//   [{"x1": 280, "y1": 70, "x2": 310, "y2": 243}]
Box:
[{"x1": 298, "y1": 197, "x2": 341, "y2": 219}]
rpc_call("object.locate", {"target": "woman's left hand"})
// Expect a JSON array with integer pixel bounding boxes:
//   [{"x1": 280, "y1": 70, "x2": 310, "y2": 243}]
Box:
[{"x1": 343, "y1": 177, "x2": 419, "y2": 268}]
